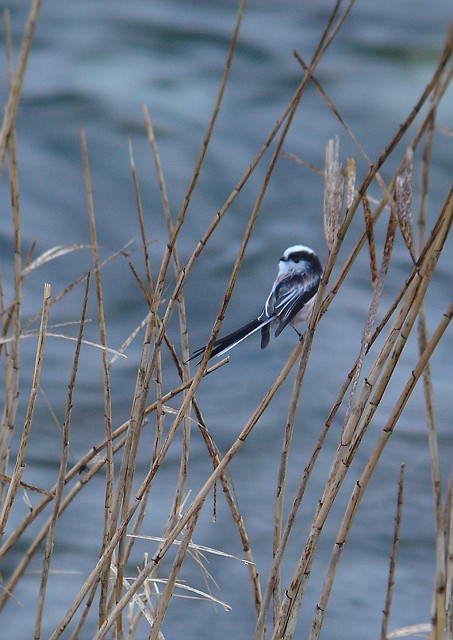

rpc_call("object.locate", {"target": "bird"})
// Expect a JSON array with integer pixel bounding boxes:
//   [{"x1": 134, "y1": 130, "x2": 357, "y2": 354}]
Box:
[{"x1": 190, "y1": 244, "x2": 322, "y2": 363}]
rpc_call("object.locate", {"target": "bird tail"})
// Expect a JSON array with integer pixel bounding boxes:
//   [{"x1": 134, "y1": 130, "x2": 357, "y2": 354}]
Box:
[{"x1": 189, "y1": 317, "x2": 267, "y2": 363}]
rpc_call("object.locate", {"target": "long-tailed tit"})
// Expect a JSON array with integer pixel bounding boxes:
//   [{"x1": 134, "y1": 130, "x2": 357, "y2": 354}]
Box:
[{"x1": 190, "y1": 244, "x2": 322, "y2": 362}]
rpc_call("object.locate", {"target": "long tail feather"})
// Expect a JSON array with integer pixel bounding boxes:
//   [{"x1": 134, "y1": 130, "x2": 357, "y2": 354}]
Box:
[{"x1": 189, "y1": 317, "x2": 267, "y2": 363}]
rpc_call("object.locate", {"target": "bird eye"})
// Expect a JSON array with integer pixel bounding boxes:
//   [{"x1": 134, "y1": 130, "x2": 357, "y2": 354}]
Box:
[{"x1": 292, "y1": 256, "x2": 300, "y2": 263}]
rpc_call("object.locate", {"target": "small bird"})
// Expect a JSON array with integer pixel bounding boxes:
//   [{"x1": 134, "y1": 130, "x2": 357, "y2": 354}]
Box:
[{"x1": 190, "y1": 244, "x2": 322, "y2": 362}]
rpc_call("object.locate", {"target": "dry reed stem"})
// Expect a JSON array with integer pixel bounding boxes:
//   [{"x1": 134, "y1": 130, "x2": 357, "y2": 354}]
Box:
[
  {"x1": 381, "y1": 464, "x2": 405, "y2": 640},
  {"x1": 50, "y1": 347, "x2": 229, "y2": 636},
  {"x1": 116, "y1": 263, "x2": 161, "y2": 609},
  {"x1": 0, "y1": 0, "x2": 43, "y2": 175},
  {"x1": 180, "y1": 29, "x2": 364, "y2": 615},
  {"x1": 446, "y1": 477, "x2": 453, "y2": 637},
  {"x1": 254, "y1": 33, "x2": 452, "y2": 636},
  {"x1": 0, "y1": 13, "x2": 21, "y2": 506},
  {"x1": 302, "y1": 293, "x2": 451, "y2": 640},
  {"x1": 120, "y1": 257, "x2": 159, "y2": 603},
  {"x1": 0, "y1": 429, "x2": 130, "y2": 615},
  {"x1": 271, "y1": 326, "x2": 323, "y2": 625},
  {"x1": 15, "y1": 362, "x2": 222, "y2": 512},
  {"x1": 0, "y1": 283, "x2": 51, "y2": 539},
  {"x1": 0, "y1": 474, "x2": 50, "y2": 496},
  {"x1": 147, "y1": 510, "x2": 201, "y2": 640},
  {"x1": 142, "y1": 108, "x2": 193, "y2": 575},
  {"x1": 415, "y1": 63, "x2": 447, "y2": 640},
  {"x1": 313, "y1": 298, "x2": 452, "y2": 640},
  {"x1": 130, "y1": 272, "x2": 263, "y2": 615},
  {"x1": 110, "y1": 314, "x2": 158, "y2": 629},
  {"x1": 169, "y1": 14, "x2": 355, "y2": 615},
  {"x1": 272, "y1": 191, "x2": 448, "y2": 636},
  {"x1": 319, "y1": 57, "x2": 452, "y2": 327},
  {"x1": 34, "y1": 275, "x2": 90, "y2": 639},
  {"x1": 110, "y1": 311, "x2": 171, "y2": 634},
  {"x1": 98, "y1": 9, "x2": 247, "y2": 621},
  {"x1": 271, "y1": 355, "x2": 305, "y2": 622},
  {"x1": 80, "y1": 129, "x2": 115, "y2": 628},
  {"x1": 111, "y1": 315, "x2": 153, "y2": 513},
  {"x1": 112, "y1": 356, "x2": 154, "y2": 624},
  {"x1": 255, "y1": 360, "x2": 357, "y2": 637},
  {"x1": 50, "y1": 330, "x2": 308, "y2": 638},
  {"x1": 191, "y1": 405, "x2": 262, "y2": 614},
  {"x1": 281, "y1": 152, "x2": 324, "y2": 175},
  {"x1": 272, "y1": 130, "x2": 346, "y2": 624},
  {"x1": 93, "y1": 505, "x2": 200, "y2": 640},
  {"x1": 70, "y1": 584, "x2": 99, "y2": 640},
  {"x1": 271, "y1": 184, "x2": 452, "y2": 640},
  {"x1": 323, "y1": 136, "x2": 344, "y2": 252},
  {"x1": 129, "y1": 141, "x2": 154, "y2": 297},
  {"x1": 106, "y1": 12, "x2": 365, "y2": 627},
  {"x1": 260, "y1": 12, "x2": 452, "y2": 640},
  {"x1": 0, "y1": 355, "x2": 224, "y2": 612},
  {"x1": 342, "y1": 204, "x2": 398, "y2": 435}
]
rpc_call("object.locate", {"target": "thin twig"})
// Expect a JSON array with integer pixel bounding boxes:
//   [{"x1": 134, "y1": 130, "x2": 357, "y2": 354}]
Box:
[
  {"x1": 0, "y1": 12, "x2": 22, "y2": 507},
  {"x1": 381, "y1": 464, "x2": 405, "y2": 640},
  {"x1": 34, "y1": 275, "x2": 90, "y2": 639},
  {"x1": 0, "y1": 0, "x2": 43, "y2": 175},
  {"x1": 80, "y1": 129, "x2": 115, "y2": 629},
  {"x1": 0, "y1": 283, "x2": 51, "y2": 540}
]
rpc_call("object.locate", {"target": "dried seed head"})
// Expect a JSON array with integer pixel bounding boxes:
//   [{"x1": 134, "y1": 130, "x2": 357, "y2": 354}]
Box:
[
  {"x1": 395, "y1": 147, "x2": 416, "y2": 262},
  {"x1": 346, "y1": 156, "x2": 356, "y2": 210},
  {"x1": 362, "y1": 194, "x2": 377, "y2": 288},
  {"x1": 323, "y1": 136, "x2": 344, "y2": 252}
]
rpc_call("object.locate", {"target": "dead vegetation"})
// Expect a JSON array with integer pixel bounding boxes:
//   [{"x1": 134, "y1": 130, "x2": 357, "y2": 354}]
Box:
[{"x1": 0, "y1": 1, "x2": 452, "y2": 639}]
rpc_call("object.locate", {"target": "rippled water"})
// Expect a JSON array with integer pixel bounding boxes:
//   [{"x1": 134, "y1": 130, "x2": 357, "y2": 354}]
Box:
[{"x1": 1, "y1": 1, "x2": 452, "y2": 638}]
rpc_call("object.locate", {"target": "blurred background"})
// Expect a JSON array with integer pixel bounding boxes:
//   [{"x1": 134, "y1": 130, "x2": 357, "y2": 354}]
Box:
[{"x1": 1, "y1": 0, "x2": 452, "y2": 637}]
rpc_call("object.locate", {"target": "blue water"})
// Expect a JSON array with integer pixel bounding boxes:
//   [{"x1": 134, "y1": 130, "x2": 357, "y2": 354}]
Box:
[{"x1": 1, "y1": 1, "x2": 452, "y2": 638}]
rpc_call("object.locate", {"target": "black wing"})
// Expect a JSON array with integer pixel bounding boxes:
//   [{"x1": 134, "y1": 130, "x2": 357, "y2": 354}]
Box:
[{"x1": 273, "y1": 271, "x2": 320, "y2": 337}]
